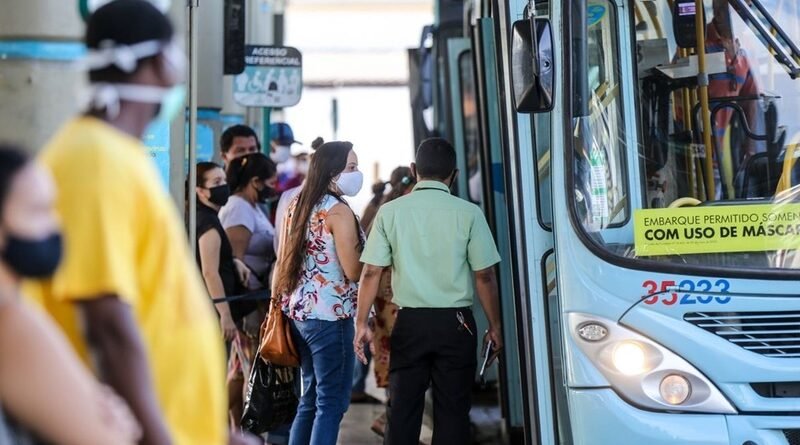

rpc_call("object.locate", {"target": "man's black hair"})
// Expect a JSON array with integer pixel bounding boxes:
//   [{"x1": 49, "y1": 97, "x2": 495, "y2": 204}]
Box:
[
  {"x1": 220, "y1": 125, "x2": 261, "y2": 153},
  {"x1": 85, "y1": 0, "x2": 174, "y2": 83},
  {"x1": 415, "y1": 137, "x2": 457, "y2": 180}
]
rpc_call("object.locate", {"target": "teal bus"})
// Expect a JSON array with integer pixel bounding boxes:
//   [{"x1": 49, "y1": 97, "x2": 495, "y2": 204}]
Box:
[{"x1": 411, "y1": 0, "x2": 800, "y2": 443}]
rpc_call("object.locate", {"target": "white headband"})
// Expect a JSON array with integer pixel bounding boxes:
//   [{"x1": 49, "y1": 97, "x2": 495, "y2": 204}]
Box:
[{"x1": 85, "y1": 39, "x2": 165, "y2": 73}]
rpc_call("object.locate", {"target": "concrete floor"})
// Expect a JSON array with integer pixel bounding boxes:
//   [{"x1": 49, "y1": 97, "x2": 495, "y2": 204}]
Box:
[
  {"x1": 337, "y1": 368, "x2": 435, "y2": 445},
  {"x1": 336, "y1": 363, "x2": 502, "y2": 445}
]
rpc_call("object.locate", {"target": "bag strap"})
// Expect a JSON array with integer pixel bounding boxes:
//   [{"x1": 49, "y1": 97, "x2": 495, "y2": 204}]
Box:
[{"x1": 271, "y1": 194, "x2": 297, "y2": 305}]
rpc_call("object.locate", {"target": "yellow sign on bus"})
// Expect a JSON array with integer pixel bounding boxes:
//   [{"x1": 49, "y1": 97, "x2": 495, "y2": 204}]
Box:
[{"x1": 634, "y1": 204, "x2": 800, "y2": 256}]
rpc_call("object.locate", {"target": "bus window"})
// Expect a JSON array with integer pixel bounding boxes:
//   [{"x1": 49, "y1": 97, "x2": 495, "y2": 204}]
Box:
[
  {"x1": 571, "y1": 0, "x2": 800, "y2": 272},
  {"x1": 459, "y1": 52, "x2": 483, "y2": 206},
  {"x1": 635, "y1": 0, "x2": 800, "y2": 203},
  {"x1": 532, "y1": 113, "x2": 553, "y2": 228},
  {"x1": 572, "y1": 0, "x2": 629, "y2": 232}
]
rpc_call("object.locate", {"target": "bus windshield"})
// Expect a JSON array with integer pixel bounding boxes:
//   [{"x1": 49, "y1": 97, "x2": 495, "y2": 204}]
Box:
[{"x1": 571, "y1": 0, "x2": 800, "y2": 272}]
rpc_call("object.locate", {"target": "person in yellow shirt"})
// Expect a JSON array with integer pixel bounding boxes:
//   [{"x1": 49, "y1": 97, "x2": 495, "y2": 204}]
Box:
[{"x1": 26, "y1": 1, "x2": 255, "y2": 444}]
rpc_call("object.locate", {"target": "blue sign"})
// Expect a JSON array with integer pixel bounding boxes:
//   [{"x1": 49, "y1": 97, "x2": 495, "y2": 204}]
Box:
[
  {"x1": 221, "y1": 114, "x2": 245, "y2": 130},
  {"x1": 588, "y1": 2, "x2": 608, "y2": 27},
  {"x1": 142, "y1": 121, "x2": 171, "y2": 189},
  {"x1": 184, "y1": 122, "x2": 215, "y2": 174},
  {"x1": 233, "y1": 46, "x2": 303, "y2": 108},
  {"x1": 196, "y1": 123, "x2": 214, "y2": 162},
  {"x1": 0, "y1": 41, "x2": 86, "y2": 61}
]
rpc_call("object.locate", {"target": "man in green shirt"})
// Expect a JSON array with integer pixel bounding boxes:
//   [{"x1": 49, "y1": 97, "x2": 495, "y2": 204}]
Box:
[{"x1": 354, "y1": 138, "x2": 503, "y2": 445}]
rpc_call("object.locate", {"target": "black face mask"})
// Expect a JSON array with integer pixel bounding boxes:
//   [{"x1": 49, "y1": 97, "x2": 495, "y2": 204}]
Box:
[
  {"x1": 257, "y1": 185, "x2": 276, "y2": 203},
  {"x1": 1, "y1": 232, "x2": 62, "y2": 278},
  {"x1": 208, "y1": 184, "x2": 230, "y2": 207}
]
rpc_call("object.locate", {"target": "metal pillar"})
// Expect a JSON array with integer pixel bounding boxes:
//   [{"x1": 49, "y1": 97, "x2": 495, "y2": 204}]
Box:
[
  {"x1": 168, "y1": 1, "x2": 188, "y2": 208},
  {"x1": 245, "y1": 0, "x2": 275, "y2": 135},
  {"x1": 188, "y1": 0, "x2": 200, "y2": 257}
]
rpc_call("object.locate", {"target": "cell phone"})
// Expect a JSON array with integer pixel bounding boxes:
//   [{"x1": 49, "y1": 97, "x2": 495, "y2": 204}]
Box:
[{"x1": 479, "y1": 340, "x2": 494, "y2": 380}]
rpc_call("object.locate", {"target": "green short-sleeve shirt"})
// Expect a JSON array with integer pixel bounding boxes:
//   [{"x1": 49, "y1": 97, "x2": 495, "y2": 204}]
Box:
[{"x1": 360, "y1": 180, "x2": 501, "y2": 308}]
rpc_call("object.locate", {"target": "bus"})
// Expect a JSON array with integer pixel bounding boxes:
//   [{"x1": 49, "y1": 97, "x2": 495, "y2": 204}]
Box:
[{"x1": 410, "y1": 0, "x2": 800, "y2": 443}]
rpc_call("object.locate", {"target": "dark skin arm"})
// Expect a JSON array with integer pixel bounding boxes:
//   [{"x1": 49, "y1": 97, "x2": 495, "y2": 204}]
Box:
[
  {"x1": 80, "y1": 296, "x2": 172, "y2": 445},
  {"x1": 475, "y1": 267, "x2": 503, "y2": 365}
]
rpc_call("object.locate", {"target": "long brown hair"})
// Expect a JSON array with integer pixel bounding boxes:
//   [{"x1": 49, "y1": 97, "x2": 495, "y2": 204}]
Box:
[{"x1": 274, "y1": 141, "x2": 354, "y2": 295}]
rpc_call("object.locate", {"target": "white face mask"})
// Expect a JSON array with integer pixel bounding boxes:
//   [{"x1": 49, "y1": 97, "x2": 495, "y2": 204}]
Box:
[
  {"x1": 297, "y1": 161, "x2": 309, "y2": 175},
  {"x1": 335, "y1": 171, "x2": 364, "y2": 197},
  {"x1": 271, "y1": 145, "x2": 291, "y2": 164},
  {"x1": 90, "y1": 83, "x2": 186, "y2": 123}
]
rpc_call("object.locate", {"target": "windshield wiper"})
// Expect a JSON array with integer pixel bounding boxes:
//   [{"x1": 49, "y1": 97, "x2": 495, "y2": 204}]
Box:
[{"x1": 729, "y1": 0, "x2": 800, "y2": 79}]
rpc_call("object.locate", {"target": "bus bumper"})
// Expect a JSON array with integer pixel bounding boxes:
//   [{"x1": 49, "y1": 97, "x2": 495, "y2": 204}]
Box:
[
  {"x1": 570, "y1": 388, "x2": 800, "y2": 444},
  {"x1": 568, "y1": 388, "x2": 729, "y2": 444}
]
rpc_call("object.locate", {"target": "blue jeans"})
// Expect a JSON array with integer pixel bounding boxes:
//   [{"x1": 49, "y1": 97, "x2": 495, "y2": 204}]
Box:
[{"x1": 289, "y1": 318, "x2": 354, "y2": 445}]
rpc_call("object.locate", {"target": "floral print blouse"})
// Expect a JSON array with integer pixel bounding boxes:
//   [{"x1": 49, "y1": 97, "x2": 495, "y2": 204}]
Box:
[{"x1": 281, "y1": 194, "x2": 361, "y2": 321}]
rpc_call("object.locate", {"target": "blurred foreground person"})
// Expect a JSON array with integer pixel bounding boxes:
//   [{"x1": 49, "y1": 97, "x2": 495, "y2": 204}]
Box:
[
  {"x1": 25, "y1": 1, "x2": 255, "y2": 444},
  {"x1": 0, "y1": 146, "x2": 140, "y2": 445}
]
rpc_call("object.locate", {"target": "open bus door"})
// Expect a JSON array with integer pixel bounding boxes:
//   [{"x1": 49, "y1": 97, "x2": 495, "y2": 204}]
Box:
[
  {"x1": 446, "y1": 0, "x2": 569, "y2": 442},
  {"x1": 445, "y1": 34, "x2": 505, "y2": 419},
  {"x1": 494, "y1": 0, "x2": 572, "y2": 443},
  {"x1": 472, "y1": 14, "x2": 530, "y2": 443},
  {"x1": 445, "y1": 27, "x2": 537, "y2": 441}
]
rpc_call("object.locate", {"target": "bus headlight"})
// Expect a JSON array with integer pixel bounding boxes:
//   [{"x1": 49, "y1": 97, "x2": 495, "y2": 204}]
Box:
[
  {"x1": 612, "y1": 341, "x2": 647, "y2": 375},
  {"x1": 660, "y1": 374, "x2": 691, "y2": 405},
  {"x1": 569, "y1": 313, "x2": 736, "y2": 414}
]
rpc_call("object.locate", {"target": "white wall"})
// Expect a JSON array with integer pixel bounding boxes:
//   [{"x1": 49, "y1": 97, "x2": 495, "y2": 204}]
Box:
[
  {"x1": 284, "y1": 86, "x2": 416, "y2": 214},
  {"x1": 282, "y1": 0, "x2": 433, "y2": 215}
]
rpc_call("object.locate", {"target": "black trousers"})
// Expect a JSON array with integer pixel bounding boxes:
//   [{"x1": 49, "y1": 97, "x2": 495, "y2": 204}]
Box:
[{"x1": 386, "y1": 307, "x2": 477, "y2": 445}]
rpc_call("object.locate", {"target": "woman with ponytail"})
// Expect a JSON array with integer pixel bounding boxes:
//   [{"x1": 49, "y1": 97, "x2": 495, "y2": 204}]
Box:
[
  {"x1": 220, "y1": 153, "x2": 278, "y2": 291},
  {"x1": 273, "y1": 141, "x2": 364, "y2": 445}
]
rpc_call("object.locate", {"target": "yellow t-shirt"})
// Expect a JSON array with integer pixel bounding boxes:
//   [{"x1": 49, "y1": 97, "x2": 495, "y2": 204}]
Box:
[{"x1": 26, "y1": 116, "x2": 227, "y2": 445}]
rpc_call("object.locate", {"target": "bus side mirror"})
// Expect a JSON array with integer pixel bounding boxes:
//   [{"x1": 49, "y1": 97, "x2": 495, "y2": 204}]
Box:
[{"x1": 512, "y1": 17, "x2": 554, "y2": 113}]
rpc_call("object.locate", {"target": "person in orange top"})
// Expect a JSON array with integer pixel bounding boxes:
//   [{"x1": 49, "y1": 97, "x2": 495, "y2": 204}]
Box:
[{"x1": 705, "y1": 0, "x2": 760, "y2": 163}]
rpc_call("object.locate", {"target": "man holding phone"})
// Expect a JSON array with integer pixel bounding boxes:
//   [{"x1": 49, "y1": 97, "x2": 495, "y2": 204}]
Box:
[{"x1": 354, "y1": 138, "x2": 503, "y2": 445}]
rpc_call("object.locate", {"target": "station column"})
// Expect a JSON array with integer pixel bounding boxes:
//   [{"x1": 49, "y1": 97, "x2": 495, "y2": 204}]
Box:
[{"x1": 0, "y1": 0, "x2": 85, "y2": 152}]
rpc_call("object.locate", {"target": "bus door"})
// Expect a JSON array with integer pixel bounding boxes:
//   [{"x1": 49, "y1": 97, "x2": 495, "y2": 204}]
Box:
[
  {"x1": 493, "y1": 0, "x2": 568, "y2": 443},
  {"x1": 446, "y1": 37, "x2": 500, "y2": 386},
  {"x1": 471, "y1": 14, "x2": 529, "y2": 441}
]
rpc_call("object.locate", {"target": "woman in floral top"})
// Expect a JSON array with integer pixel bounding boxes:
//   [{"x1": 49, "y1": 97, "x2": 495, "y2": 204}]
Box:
[{"x1": 273, "y1": 141, "x2": 364, "y2": 445}]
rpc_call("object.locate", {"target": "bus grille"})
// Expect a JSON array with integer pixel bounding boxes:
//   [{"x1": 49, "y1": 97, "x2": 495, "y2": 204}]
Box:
[
  {"x1": 684, "y1": 312, "x2": 800, "y2": 358},
  {"x1": 785, "y1": 429, "x2": 800, "y2": 445}
]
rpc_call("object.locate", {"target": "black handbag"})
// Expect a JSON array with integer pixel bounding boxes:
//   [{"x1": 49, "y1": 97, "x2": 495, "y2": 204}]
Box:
[{"x1": 241, "y1": 356, "x2": 299, "y2": 435}]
